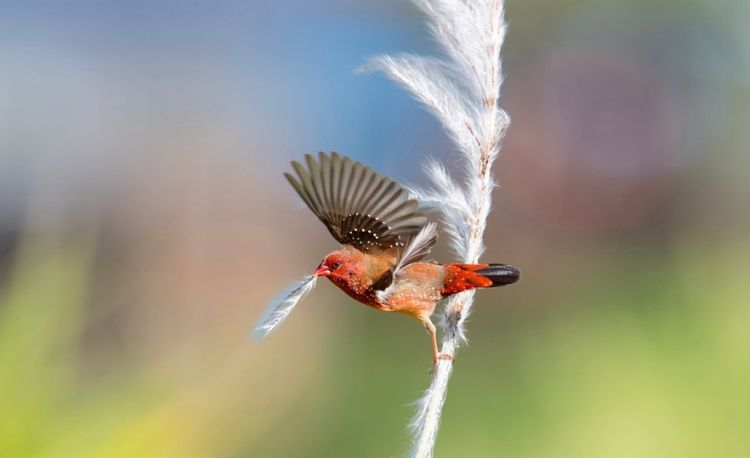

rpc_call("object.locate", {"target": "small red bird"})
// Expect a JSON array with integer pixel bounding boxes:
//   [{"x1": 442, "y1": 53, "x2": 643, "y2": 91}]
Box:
[{"x1": 285, "y1": 152, "x2": 519, "y2": 364}]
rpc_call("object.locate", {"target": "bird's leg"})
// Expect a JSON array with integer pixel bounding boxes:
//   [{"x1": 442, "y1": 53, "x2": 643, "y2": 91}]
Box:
[{"x1": 422, "y1": 318, "x2": 454, "y2": 369}]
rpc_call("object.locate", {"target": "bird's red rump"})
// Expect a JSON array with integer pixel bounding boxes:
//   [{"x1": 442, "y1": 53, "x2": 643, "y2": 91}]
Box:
[{"x1": 440, "y1": 263, "x2": 493, "y2": 296}]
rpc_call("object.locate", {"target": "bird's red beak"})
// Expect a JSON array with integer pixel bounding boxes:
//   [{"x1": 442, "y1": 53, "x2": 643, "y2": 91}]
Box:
[{"x1": 314, "y1": 264, "x2": 331, "y2": 277}]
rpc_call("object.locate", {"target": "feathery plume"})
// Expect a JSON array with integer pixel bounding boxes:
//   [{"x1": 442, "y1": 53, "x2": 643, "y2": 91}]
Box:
[
  {"x1": 367, "y1": 1, "x2": 511, "y2": 456},
  {"x1": 252, "y1": 275, "x2": 317, "y2": 340}
]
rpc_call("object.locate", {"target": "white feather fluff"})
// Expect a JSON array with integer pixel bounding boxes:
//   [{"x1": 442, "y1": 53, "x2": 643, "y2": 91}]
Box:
[
  {"x1": 367, "y1": 1, "x2": 511, "y2": 457},
  {"x1": 365, "y1": 55, "x2": 482, "y2": 159},
  {"x1": 395, "y1": 222, "x2": 439, "y2": 273},
  {"x1": 376, "y1": 222, "x2": 439, "y2": 304},
  {"x1": 252, "y1": 275, "x2": 317, "y2": 341}
]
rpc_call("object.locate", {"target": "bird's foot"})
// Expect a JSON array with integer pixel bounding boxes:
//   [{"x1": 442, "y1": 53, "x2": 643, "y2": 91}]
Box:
[{"x1": 430, "y1": 353, "x2": 454, "y2": 373}]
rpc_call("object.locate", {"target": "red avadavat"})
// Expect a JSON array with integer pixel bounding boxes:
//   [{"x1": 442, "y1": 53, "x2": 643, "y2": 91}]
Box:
[{"x1": 286, "y1": 152, "x2": 519, "y2": 365}]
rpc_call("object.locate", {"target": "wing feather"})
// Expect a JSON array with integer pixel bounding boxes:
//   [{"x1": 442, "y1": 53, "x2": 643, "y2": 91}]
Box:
[
  {"x1": 395, "y1": 222, "x2": 438, "y2": 271},
  {"x1": 285, "y1": 152, "x2": 435, "y2": 255}
]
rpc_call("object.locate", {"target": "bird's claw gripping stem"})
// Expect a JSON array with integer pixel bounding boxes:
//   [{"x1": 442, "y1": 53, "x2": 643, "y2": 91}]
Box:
[{"x1": 430, "y1": 353, "x2": 454, "y2": 373}]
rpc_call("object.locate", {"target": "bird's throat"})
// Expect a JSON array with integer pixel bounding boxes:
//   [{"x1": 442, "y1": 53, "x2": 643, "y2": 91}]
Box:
[{"x1": 326, "y1": 276, "x2": 382, "y2": 310}]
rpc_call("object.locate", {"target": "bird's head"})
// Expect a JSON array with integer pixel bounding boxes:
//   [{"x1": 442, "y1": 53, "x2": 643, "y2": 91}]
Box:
[
  {"x1": 313, "y1": 249, "x2": 367, "y2": 292},
  {"x1": 314, "y1": 250, "x2": 351, "y2": 278}
]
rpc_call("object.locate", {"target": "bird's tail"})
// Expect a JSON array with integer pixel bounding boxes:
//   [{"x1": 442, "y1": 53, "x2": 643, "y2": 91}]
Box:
[{"x1": 441, "y1": 263, "x2": 520, "y2": 296}]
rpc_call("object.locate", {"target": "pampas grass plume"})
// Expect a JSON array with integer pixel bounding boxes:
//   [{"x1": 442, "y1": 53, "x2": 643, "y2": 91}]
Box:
[{"x1": 366, "y1": 1, "x2": 512, "y2": 456}]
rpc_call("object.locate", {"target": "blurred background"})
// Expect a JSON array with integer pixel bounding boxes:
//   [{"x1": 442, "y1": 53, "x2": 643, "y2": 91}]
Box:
[{"x1": 0, "y1": 0, "x2": 748, "y2": 456}]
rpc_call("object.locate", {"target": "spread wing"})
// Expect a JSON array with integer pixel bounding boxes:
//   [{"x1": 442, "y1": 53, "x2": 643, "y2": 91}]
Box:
[{"x1": 284, "y1": 152, "x2": 435, "y2": 259}]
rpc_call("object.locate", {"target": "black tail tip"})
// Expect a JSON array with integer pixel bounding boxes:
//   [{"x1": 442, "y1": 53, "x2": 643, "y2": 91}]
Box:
[{"x1": 477, "y1": 263, "x2": 520, "y2": 287}]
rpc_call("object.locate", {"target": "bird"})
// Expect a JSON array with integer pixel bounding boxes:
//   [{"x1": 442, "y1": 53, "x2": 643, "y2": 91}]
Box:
[{"x1": 284, "y1": 152, "x2": 520, "y2": 365}]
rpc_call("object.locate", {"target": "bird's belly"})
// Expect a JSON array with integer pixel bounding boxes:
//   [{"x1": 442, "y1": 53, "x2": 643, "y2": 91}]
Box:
[
  {"x1": 381, "y1": 286, "x2": 442, "y2": 318},
  {"x1": 327, "y1": 274, "x2": 440, "y2": 317}
]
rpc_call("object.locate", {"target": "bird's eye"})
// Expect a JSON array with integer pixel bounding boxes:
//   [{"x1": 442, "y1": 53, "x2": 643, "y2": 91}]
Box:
[{"x1": 331, "y1": 261, "x2": 342, "y2": 270}]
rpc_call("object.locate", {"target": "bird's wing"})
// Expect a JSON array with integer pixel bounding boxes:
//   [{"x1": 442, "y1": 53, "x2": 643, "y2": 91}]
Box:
[
  {"x1": 285, "y1": 152, "x2": 433, "y2": 257},
  {"x1": 372, "y1": 222, "x2": 438, "y2": 293},
  {"x1": 393, "y1": 222, "x2": 438, "y2": 272}
]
